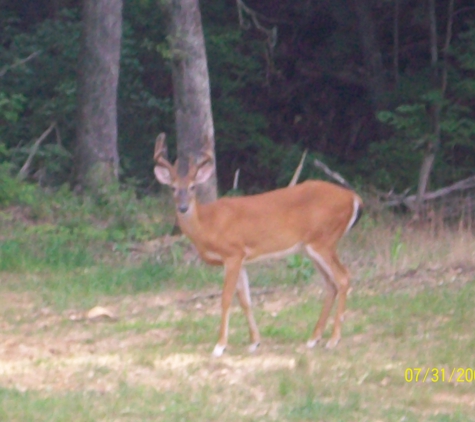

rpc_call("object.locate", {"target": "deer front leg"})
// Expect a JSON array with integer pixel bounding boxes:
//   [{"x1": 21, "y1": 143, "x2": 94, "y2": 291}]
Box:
[
  {"x1": 212, "y1": 257, "x2": 244, "y2": 357},
  {"x1": 236, "y1": 268, "x2": 260, "y2": 353}
]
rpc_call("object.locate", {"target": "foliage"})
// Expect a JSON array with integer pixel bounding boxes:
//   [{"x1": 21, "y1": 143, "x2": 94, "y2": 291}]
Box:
[
  {"x1": 372, "y1": 21, "x2": 475, "y2": 191},
  {"x1": 1, "y1": 1, "x2": 475, "y2": 195},
  {"x1": 0, "y1": 175, "x2": 170, "y2": 243},
  {"x1": 0, "y1": 158, "x2": 38, "y2": 206},
  {"x1": 0, "y1": 92, "x2": 26, "y2": 126},
  {"x1": 0, "y1": 7, "x2": 172, "y2": 187},
  {"x1": 0, "y1": 2, "x2": 281, "y2": 191},
  {"x1": 286, "y1": 254, "x2": 314, "y2": 282},
  {"x1": 0, "y1": 9, "x2": 80, "y2": 181}
]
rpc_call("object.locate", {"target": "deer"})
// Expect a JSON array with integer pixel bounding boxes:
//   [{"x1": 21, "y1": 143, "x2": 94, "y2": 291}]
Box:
[{"x1": 153, "y1": 133, "x2": 363, "y2": 357}]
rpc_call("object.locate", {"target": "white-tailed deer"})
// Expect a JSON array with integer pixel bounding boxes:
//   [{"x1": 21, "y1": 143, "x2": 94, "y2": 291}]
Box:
[{"x1": 153, "y1": 133, "x2": 363, "y2": 357}]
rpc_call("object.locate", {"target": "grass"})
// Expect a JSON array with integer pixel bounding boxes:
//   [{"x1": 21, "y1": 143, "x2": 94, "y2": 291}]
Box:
[{"x1": 1, "y1": 188, "x2": 475, "y2": 421}]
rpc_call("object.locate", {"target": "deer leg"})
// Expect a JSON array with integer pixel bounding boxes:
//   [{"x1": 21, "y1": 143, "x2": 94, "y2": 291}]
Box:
[
  {"x1": 305, "y1": 246, "x2": 349, "y2": 349},
  {"x1": 236, "y1": 268, "x2": 260, "y2": 353},
  {"x1": 212, "y1": 257, "x2": 243, "y2": 357},
  {"x1": 325, "y1": 254, "x2": 350, "y2": 349},
  {"x1": 307, "y1": 274, "x2": 337, "y2": 348}
]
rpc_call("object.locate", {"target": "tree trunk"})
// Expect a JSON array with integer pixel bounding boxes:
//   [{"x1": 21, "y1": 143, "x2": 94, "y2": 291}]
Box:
[
  {"x1": 166, "y1": 0, "x2": 218, "y2": 203},
  {"x1": 416, "y1": 151, "x2": 436, "y2": 216},
  {"x1": 415, "y1": 0, "x2": 454, "y2": 216},
  {"x1": 415, "y1": 0, "x2": 439, "y2": 215},
  {"x1": 75, "y1": 0, "x2": 122, "y2": 194},
  {"x1": 393, "y1": 0, "x2": 400, "y2": 87},
  {"x1": 354, "y1": 0, "x2": 387, "y2": 113}
]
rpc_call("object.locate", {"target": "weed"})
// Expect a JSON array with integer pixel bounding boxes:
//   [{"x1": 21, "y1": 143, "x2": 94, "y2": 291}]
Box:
[
  {"x1": 286, "y1": 255, "x2": 315, "y2": 283},
  {"x1": 390, "y1": 226, "x2": 405, "y2": 265}
]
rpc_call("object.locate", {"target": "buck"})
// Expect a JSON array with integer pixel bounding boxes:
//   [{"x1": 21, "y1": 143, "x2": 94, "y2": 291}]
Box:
[{"x1": 153, "y1": 133, "x2": 363, "y2": 357}]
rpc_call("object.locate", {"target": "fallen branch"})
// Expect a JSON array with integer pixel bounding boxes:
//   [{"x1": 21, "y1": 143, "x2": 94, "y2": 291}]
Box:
[
  {"x1": 231, "y1": 148, "x2": 307, "y2": 191},
  {"x1": 233, "y1": 168, "x2": 240, "y2": 190},
  {"x1": 383, "y1": 175, "x2": 475, "y2": 210},
  {"x1": 414, "y1": 175, "x2": 475, "y2": 202},
  {"x1": 313, "y1": 158, "x2": 352, "y2": 189},
  {"x1": 288, "y1": 149, "x2": 307, "y2": 187},
  {"x1": 376, "y1": 187, "x2": 412, "y2": 207},
  {"x1": 17, "y1": 122, "x2": 56, "y2": 181}
]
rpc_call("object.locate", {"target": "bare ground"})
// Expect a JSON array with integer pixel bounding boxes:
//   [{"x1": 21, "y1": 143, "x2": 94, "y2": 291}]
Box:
[{"x1": 1, "y1": 265, "x2": 475, "y2": 419}]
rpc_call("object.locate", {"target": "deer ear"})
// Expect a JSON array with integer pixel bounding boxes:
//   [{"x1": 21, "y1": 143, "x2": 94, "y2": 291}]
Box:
[
  {"x1": 154, "y1": 165, "x2": 173, "y2": 185},
  {"x1": 194, "y1": 160, "x2": 214, "y2": 185}
]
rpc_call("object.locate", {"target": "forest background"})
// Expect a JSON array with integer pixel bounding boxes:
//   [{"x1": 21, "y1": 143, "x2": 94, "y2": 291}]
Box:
[{"x1": 1, "y1": 0, "x2": 474, "y2": 202}]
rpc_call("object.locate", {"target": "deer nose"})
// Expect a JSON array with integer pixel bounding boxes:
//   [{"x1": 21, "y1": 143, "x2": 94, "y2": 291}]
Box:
[{"x1": 178, "y1": 204, "x2": 188, "y2": 213}]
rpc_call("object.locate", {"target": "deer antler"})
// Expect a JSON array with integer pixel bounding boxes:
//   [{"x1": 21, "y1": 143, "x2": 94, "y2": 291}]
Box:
[
  {"x1": 154, "y1": 133, "x2": 174, "y2": 171},
  {"x1": 189, "y1": 134, "x2": 214, "y2": 175},
  {"x1": 200, "y1": 134, "x2": 215, "y2": 164}
]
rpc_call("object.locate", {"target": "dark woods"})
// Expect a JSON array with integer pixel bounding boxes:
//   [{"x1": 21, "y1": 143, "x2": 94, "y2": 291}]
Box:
[{"x1": 1, "y1": 0, "x2": 475, "y2": 198}]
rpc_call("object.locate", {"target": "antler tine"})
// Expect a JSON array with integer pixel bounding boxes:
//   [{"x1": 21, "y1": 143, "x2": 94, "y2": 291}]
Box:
[
  {"x1": 187, "y1": 134, "x2": 214, "y2": 178},
  {"x1": 198, "y1": 134, "x2": 214, "y2": 166},
  {"x1": 154, "y1": 133, "x2": 174, "y2": 169}
]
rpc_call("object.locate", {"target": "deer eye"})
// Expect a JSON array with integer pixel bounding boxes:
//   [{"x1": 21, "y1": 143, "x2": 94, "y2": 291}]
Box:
[{"x1": 189, "y1": 184, "x2": 196, "y2": 192}]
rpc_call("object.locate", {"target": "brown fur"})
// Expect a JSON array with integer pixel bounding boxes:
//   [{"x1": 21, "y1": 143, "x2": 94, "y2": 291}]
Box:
[{"x1": 153, "y1": 133, "x2": 363, "y2": 356}]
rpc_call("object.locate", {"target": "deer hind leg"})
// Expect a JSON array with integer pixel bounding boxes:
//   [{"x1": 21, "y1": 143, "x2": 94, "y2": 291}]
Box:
[
  {"x1": 305, "y1": 245, "x2": 350, "y2": 349},
  {"x1": 236, "y1": 268, "x2": 261, "y2": 353},
  {"x1": 212, "y1": 257, "x2": 244, "y2": 357}
]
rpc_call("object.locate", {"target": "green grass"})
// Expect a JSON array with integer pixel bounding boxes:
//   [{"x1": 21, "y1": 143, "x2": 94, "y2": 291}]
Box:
[
  {"x1": 0, "y1": 384, "x2": 229, "y2": 422},
  {"x1": 0, "y1": 388, "x2": 97, "y2": 422},
  {"x1": 1, "y1": 188, "x2": 475, "y2": 421},
  {"x1": 1, "y1": 270, "x2": 475, "y2": 421}
]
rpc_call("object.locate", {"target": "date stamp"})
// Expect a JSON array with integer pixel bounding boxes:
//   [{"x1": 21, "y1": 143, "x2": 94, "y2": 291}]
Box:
[{"x1": 405, "y1": 368, "x2": 475, "y2": 383}]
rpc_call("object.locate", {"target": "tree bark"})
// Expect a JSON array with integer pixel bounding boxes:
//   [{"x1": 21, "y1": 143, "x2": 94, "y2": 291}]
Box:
[
  {"x1": 75, "y1": 0, "x2": 122, "y2": 193},
  {"x1": 393, "y1": 0, "x2": 400, "y2": 87},
  {"x1": 354, "y1": 0, "x2": 387, "y2": 113},
  {"x1": 165, "y1": 0, "x2": 218, "y2": 203},
  {"x1": 415, "y1": 0, "x2": 454, "y2": 216}
]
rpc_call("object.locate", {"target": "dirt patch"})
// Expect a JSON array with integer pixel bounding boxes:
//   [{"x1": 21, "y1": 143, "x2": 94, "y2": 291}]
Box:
[
  {"x1": 358, "y1": 263, "x2": 475, "y2": 294},
  {"x1": 433, "y1": 392, "x2": 475, "y2": 406},
  {"x1": 1, "y1": 277, "x2": 474, "y2": 421},
  {"x1": 0, "y1": 288, "x2": 301, "y2": 393},
  {"x1": 0, "y1": 282, "x2": 322, "y2": 397}
]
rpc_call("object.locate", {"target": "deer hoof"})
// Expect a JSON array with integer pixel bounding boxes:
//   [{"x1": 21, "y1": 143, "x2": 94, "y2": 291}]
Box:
[
  {"x1": 212, "y1": 344, "x2": 226, "y2": 357},
  {"x1": 306, "y1": 338, "x2": 321, "y2": 349},
  {"x1": 325, "y1": 337, "x2": 340, "y2": 349},
  {"x1": 248, "y1": 342, "x2": 260, "y2": 353}
]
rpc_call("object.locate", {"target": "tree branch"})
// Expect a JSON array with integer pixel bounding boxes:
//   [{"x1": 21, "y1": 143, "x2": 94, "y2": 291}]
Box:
[
  {"x1": 0, "y1": 51, "x2": 41, "y2": 78},
  {"x1": 236, "y1": 0, "x2": 277, "y2": 47},
  {"x1": 236, "y1": 0, "x2": 277, "y2": 82},
  {"x1": 313, "y1": 158, "x2": 352, "y2": 189},
  {"x1": 232, "y1": 168, "x2": 240, "y2": 190},
  {"x1": 17, "y1": 122, "x2": 56, "y2": 181},
  {"x1": 288, "y1": 149, "x2": 307, "y2": 187},
  {"x1": 382, "y1": 176, "x2": 475, "y2": 210}
]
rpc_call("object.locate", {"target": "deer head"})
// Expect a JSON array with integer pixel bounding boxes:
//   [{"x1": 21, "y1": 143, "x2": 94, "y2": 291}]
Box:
[{"x1": 153, "y1": 133, "x2": 214, "y2": 214}]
